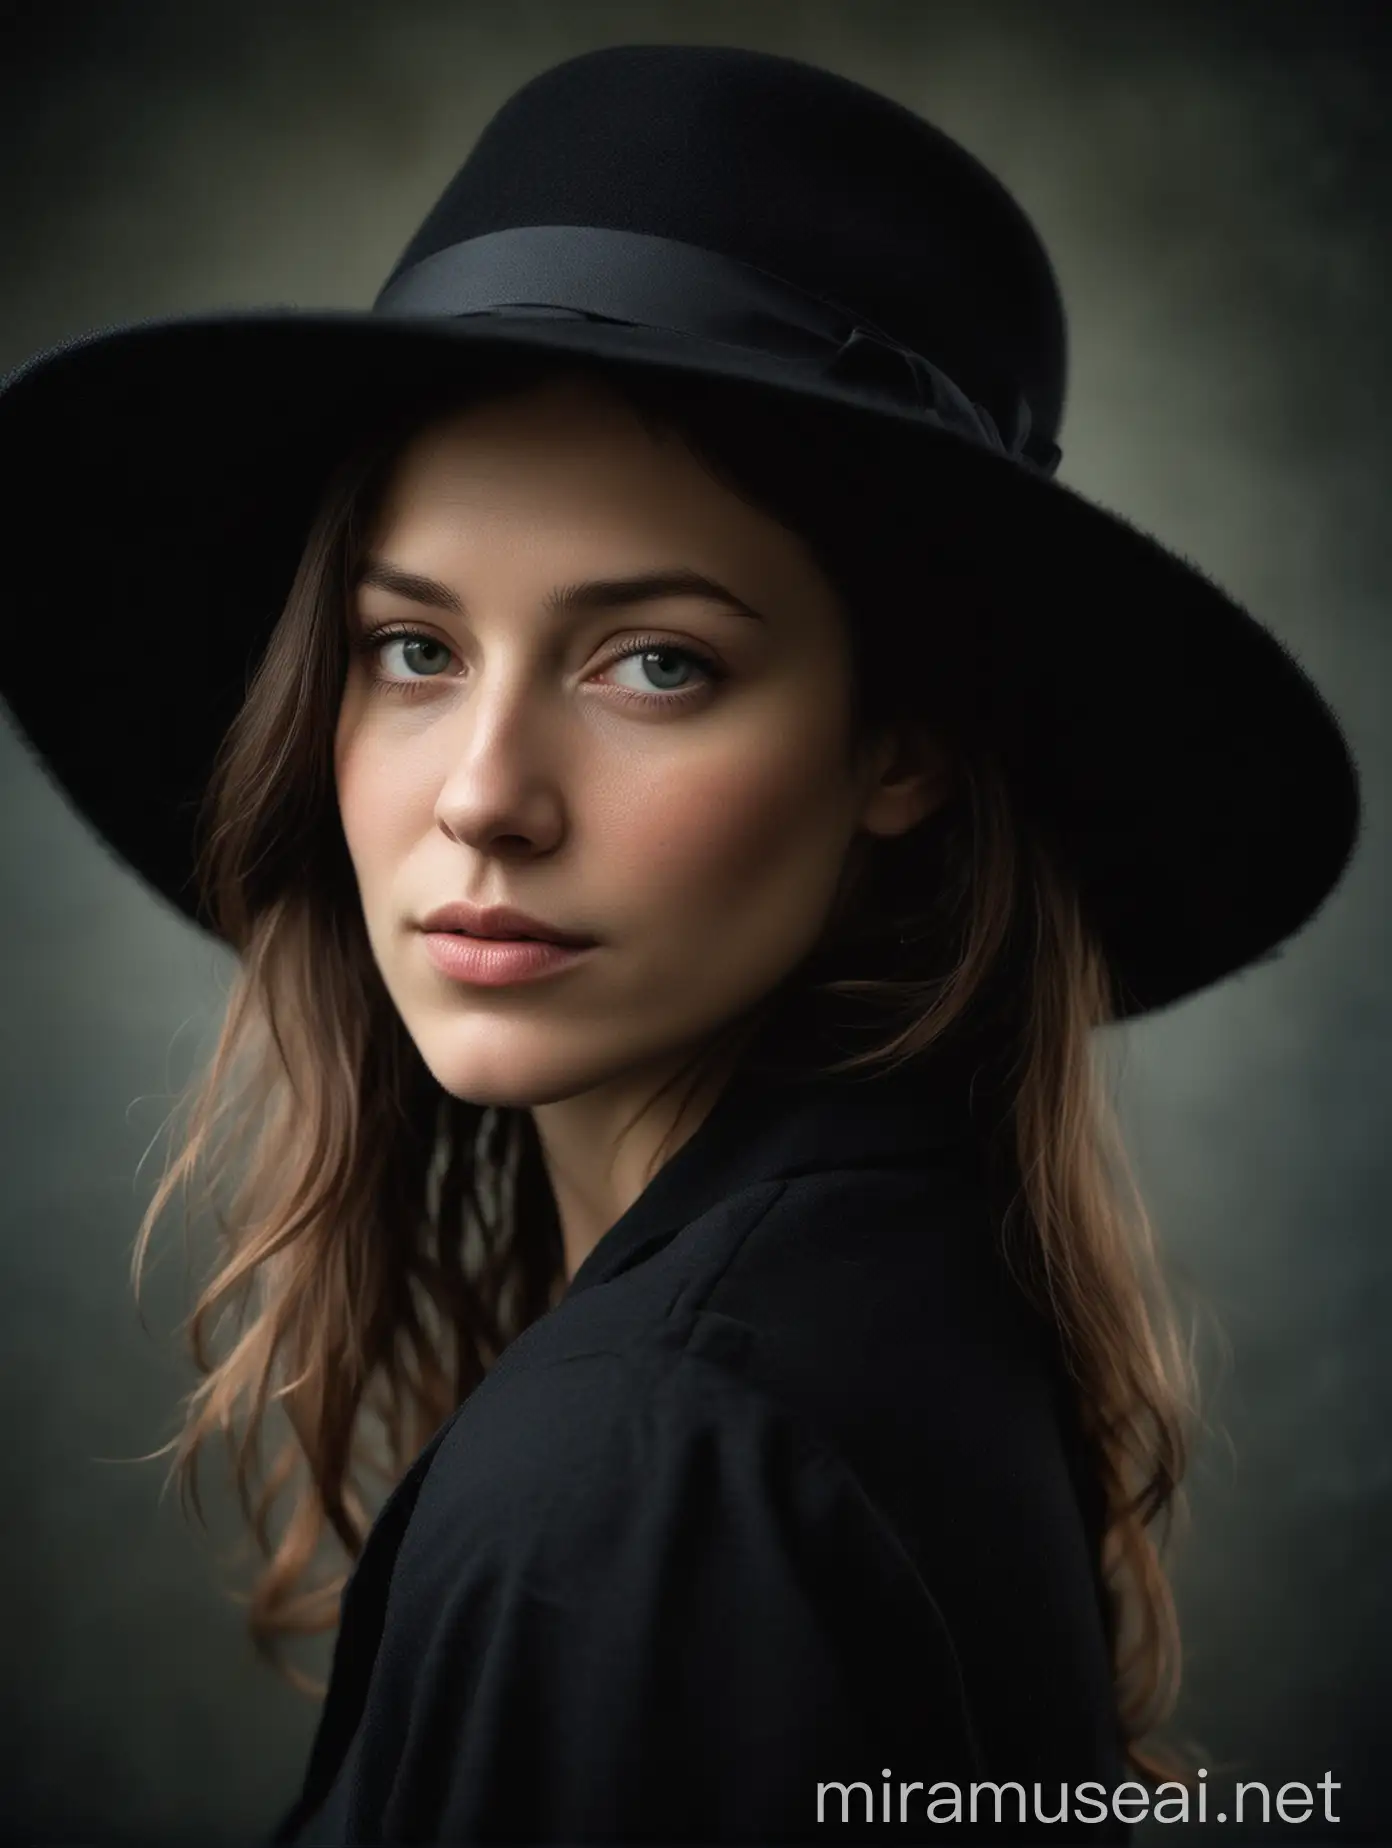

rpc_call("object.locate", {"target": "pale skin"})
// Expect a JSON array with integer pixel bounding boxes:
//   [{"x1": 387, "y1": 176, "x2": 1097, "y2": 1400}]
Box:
[{"x1": 335, "y1": 370, "x2": 948, "y2": 1284}]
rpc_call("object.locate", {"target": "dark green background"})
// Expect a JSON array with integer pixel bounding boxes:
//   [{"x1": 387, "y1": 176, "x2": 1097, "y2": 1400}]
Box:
[{"x1": 0, "y1": 1, "x2": 1387, "y2": 1840}]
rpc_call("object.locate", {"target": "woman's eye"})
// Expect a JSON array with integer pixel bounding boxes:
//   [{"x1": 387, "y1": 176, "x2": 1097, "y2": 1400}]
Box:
[
  {"x1": 377, "y1": 633, "x2": 454, "y2": 678},
  {"x1": 604, "y1": 646, "x2": 710, "y2": 695},
  {"x1": 355, "y1": 626, "x2": 719, "y2": 705}
]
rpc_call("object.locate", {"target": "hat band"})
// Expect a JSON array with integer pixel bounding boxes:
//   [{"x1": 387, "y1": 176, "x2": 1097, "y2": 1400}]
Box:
[{"x1": 374, "y1": 223, "x2": 1062, "y2": 476}]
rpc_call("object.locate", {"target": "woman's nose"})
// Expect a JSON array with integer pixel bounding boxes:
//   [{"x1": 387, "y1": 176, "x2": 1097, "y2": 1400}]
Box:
[{"x1": 431, "y1": 667, "x2": 567, "y2": 857}]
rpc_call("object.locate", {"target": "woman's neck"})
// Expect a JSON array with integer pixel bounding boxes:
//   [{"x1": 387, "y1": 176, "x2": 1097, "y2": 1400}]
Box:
[{"x1": 529, "y1": 1037, "x2": 752, "y2": 1284}]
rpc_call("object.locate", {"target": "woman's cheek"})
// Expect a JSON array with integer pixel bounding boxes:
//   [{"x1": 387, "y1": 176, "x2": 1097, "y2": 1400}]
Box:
[
  {"x1": 608, "y1": 723, "x2": 849, "y2": 901},
  {"x1": 336, "y1": 738, "x2": 427, "y2": 867}
]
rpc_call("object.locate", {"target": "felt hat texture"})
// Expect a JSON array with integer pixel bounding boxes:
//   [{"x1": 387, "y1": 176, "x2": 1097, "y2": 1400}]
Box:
[{"x1": 0, "y1": 42, "x2": 1360, "y2": 1017}]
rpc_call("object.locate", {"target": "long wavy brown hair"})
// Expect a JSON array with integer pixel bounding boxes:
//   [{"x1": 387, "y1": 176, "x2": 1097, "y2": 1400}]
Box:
[{"x1": 131, "y1": 347, "x2": 1209, "y2": 1785}]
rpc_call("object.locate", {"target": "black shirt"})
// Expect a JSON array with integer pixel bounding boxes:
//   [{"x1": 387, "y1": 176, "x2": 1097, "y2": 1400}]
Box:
[{"x1": 270, "y1": 1045, "x2": 1131, "y2": 1844}]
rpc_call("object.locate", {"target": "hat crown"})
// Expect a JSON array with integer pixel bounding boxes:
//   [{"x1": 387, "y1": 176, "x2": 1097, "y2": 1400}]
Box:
[{"x1": 381, "y1": 43, "x2": 1067, "y2": 449}]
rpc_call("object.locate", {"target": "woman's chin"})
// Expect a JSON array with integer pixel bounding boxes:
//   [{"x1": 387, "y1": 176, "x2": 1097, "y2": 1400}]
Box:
[
  {"x1": 405, "y1": 1001, "x2": 743, "y2": 1113},
  {"x1": 415, "y1": 1037, "x2": 618, "y2": 1111}
]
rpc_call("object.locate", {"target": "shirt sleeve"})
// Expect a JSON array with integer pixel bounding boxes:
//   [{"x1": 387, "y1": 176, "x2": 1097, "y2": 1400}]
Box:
[{"x1": 289, "y1": 1340, "x2": 987, "y2": 1844}]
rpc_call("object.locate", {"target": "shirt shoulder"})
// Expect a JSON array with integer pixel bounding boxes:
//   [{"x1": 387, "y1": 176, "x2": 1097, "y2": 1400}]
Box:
[
  {"x1": 691, "y1": 1160, "x2": 1069, "y2": 1472},
  {"x1": 404, "y1": 1330, "x2": 978, "y2": 1668},
  {"x1": 691, "y1": 1164, "x2": 1125, "y2": 1793},
  {"x1": 297, "y1": 1338, "x2": 986, "y2": 1843}
]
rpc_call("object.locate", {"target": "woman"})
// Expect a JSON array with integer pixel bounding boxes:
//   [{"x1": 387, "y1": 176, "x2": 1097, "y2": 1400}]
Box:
[{"x1": 0, "y1": 42, "x2": 1359, "y2": 1847}]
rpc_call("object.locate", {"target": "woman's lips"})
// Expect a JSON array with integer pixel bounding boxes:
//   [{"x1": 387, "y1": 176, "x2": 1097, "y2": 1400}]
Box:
[{"x1": 420, "y1": 930, "x2": 594, "y2": 986}]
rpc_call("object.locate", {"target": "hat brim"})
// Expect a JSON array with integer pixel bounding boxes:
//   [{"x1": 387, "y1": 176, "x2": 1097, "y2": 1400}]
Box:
[{"x1": 0, "y1": 307, "x2": 1361, "y2": 1018}]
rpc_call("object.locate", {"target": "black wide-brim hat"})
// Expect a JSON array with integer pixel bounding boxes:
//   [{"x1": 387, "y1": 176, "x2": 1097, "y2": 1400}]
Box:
[{"x1": 0, "y1": 43, "x2": 1360, "y2": 1019}]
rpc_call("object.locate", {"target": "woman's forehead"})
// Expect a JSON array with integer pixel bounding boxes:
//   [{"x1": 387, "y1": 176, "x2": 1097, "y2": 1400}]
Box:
[{"x1": 361, "y1": 379, "x2": 846, "y2": 624}]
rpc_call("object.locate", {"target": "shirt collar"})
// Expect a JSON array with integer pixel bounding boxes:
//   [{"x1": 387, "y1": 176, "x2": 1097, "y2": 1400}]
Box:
[{"x1": 562, "y1": 1014, "x2": 994, "y2": 1300}]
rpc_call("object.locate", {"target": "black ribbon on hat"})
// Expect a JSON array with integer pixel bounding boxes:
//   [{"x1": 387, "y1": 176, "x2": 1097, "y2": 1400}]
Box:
[{"x1": 374, "y1": 224, "x2": 1062, "y2": 477}]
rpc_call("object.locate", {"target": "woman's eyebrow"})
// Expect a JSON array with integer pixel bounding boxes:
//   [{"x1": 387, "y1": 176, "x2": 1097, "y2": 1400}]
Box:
[{"x1": 353, "y1": 557, "x2": 766, "y2": 622}]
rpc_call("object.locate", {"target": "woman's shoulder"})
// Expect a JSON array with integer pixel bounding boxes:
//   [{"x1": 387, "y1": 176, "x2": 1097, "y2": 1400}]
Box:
[
  {"x1": 698, "y1": 1159, "x2": 1102, "y2": 1561},
  {"x1": 394, "y1": 1322, "x2": 983, "y2": 1724},
  {"x1": 707, "y1": 1154, "x2": 1021, "y2": 1322},
  {"x1": 393, "y1": 1139, "x2": 1100, "y2": 1639},
  {"x1": 698, "y1": 1156, "x2": 1065, "y2": 1431},
  {"x1": 386, "y1": 1169, "x2": 1122, "y2": 1803},
  {"x1": 291, "y1": 1312, "x2": 995, "y2": 1844},
  {"x1": 445, "y1": 1152, "x2": 1070, "y2": 1532},
  {"x1": 408, "y1": 1151, "x2": 1085, "y2": 1609},
  {"x1": 708, "y1": 1161, "x2": 1122, "y2": 1765}
]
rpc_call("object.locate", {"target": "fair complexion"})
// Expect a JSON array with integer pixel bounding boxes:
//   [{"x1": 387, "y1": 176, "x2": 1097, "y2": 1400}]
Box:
[{"x1": 335, "y1": 371, "x2": 946, "y2": 1283}]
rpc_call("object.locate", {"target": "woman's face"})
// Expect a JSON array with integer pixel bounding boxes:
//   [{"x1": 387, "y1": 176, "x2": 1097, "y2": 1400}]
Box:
[{"x1": 335, "y1": 370, "x2": 938, "y2": 1108}]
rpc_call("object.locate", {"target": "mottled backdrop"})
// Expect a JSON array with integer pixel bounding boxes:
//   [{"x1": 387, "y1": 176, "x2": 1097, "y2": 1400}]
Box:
[{"x1": 0, "y1": 1, "x2": 1387, "y2": 1842}]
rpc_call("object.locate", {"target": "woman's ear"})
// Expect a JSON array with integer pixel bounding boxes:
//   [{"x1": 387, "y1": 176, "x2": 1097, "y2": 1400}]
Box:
[{"x1": 857, "y1": 723, "x2": 954, "y2": 839}]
